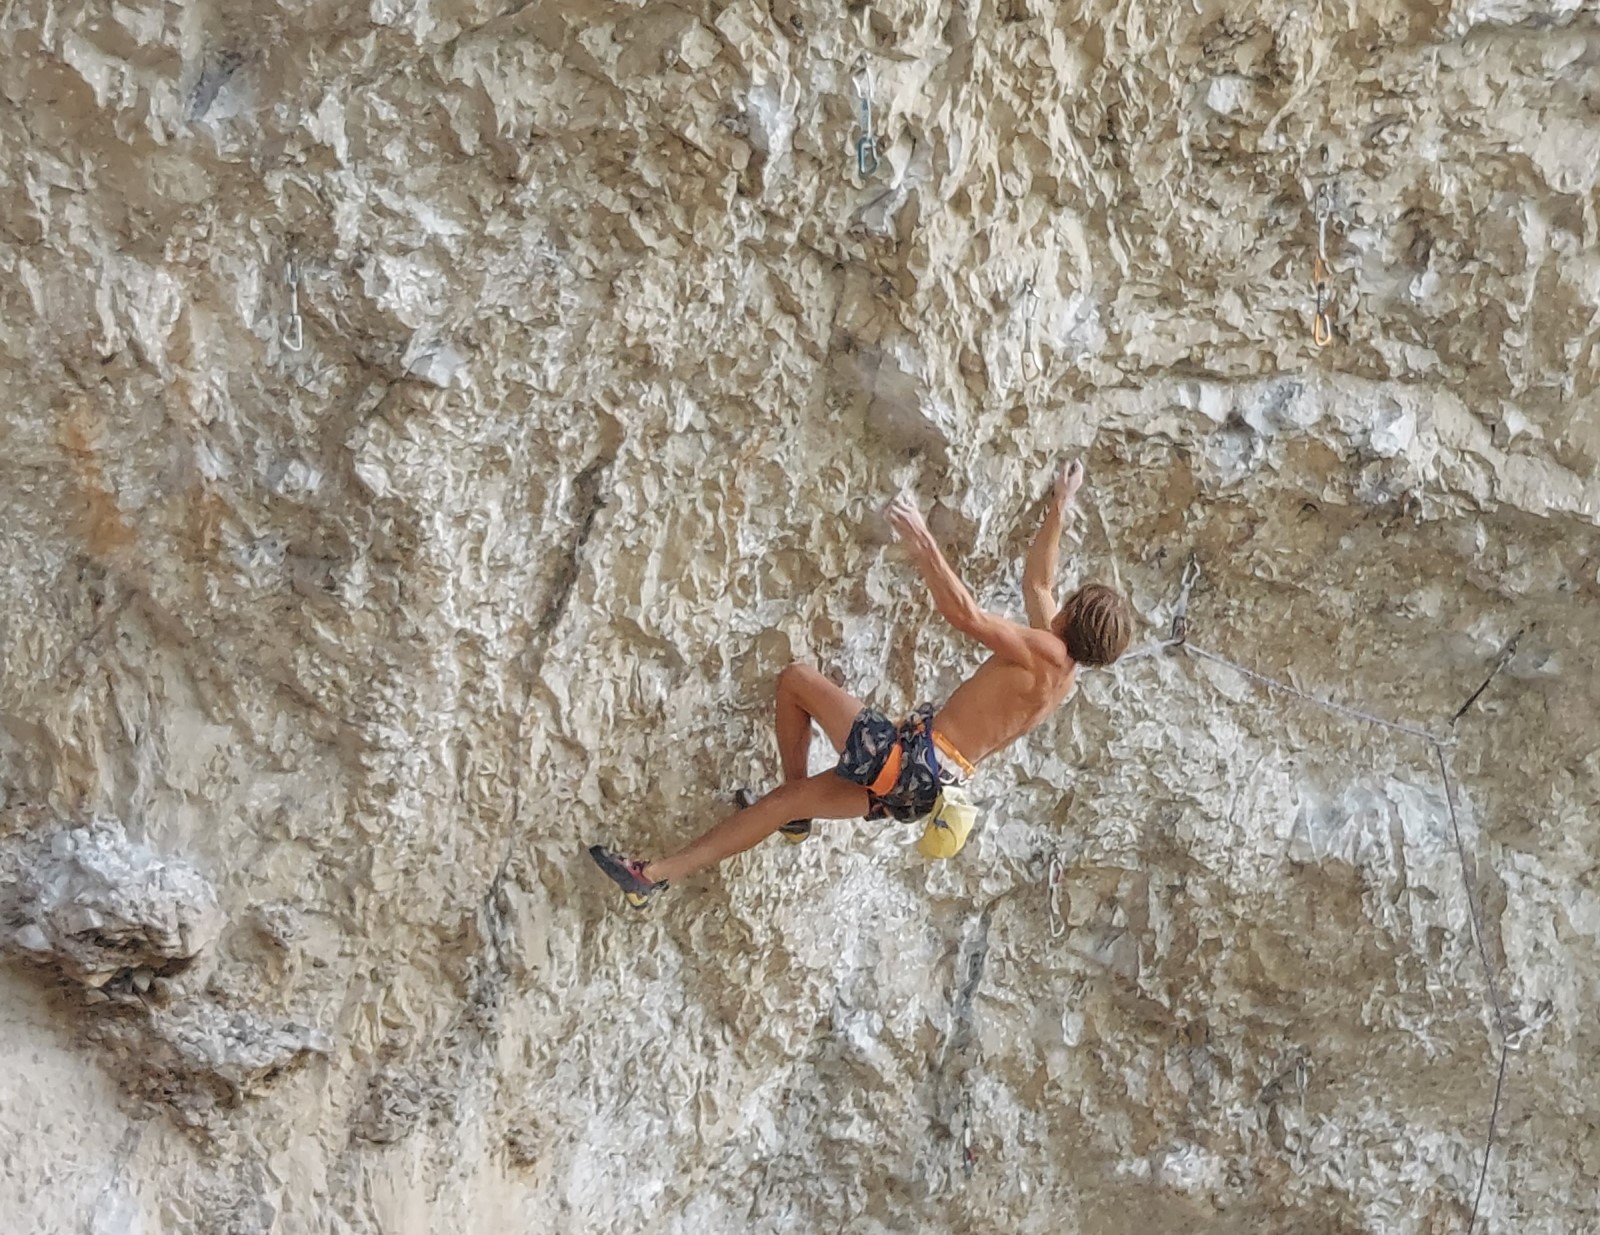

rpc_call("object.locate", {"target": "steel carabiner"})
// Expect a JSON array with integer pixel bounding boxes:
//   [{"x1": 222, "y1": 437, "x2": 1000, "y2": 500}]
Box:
[
  {"x1": 284, "y1": 250, "x2": 304, "y2": 352},
  {"x1": 854, "y1": 61, "x2": 879, "y2": 178}
]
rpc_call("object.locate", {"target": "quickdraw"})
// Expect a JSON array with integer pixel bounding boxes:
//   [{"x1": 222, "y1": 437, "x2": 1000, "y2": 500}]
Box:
[
  {"x1": 1311, "y1": 184, "x2": 1334, "y2": 347},
  {"x1": 1047, "y1": 850, "x2": 1067, "y2": 939},
  {"x1": 1019, "y1": 278, "x2": 1041, "y2": 381},
  {"x1": 284, "y1": 248, "x2": 303, "y2": 352},
  {"x1": 854, "y1": 60, "x2": 879, "y2": 177},
  {"x1": 1170, "y1": 554, "x2": 1200, "y2": 643}
]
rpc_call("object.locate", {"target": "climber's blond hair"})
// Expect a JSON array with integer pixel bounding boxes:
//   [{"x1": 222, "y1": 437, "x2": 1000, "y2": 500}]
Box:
[{"x1": 1054, "y1": 584, "x2": 1132, "y2": 667}]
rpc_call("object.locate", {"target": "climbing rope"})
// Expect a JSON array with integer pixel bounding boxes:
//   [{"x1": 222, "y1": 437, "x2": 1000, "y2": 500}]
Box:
[
  {"x1": 1311, "y1": 184, "x2": 1334, "y2": 347},
  {"x1": 1436, "y1": 745, "x2": 1509, "y2": 1042},
  {"x1": 1117, "y1": 635, "x2": 1185, "y2": 663},
  {"x1": 1140, "y1": 565, "x2": 1515, "y2": 1232},
  {"x1": 1183, "y1": 643, "x2": 1441, "y2": 744},
  {"x1": 1438, "y1": 743, "x2": 1513, "y2": 1233}
]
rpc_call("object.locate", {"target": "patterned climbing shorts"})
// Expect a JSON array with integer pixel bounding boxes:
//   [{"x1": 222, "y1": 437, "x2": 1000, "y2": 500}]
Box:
[{"x1": 834, "y1": 704, "x2": 969, "y2": 822}]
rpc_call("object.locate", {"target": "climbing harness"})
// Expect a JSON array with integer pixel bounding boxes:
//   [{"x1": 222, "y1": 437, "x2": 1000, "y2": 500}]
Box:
[
  {"x1": 853, "y1": 59, "x2": 879, "y2": 177},
  {"x1": 1018, "y1": 279, "x2": 1041, "y2": 381},
  {"x1": 283, "y1": 248, "x2": 304, "y2": 352},
  {"x1": 1311, "y1": 184, "x2": 1334, "y2": 347}
]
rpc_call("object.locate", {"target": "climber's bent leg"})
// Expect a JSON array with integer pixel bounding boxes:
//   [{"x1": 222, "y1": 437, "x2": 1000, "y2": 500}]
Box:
[
  {"x1": 775, "y1": 663, "x2": 865, "y2": 778},
  {"x1": 770, "y1": 664, "x2": 865, "y2": 842},
  {"x1": 645, "y1": 773, "x2": 870, "y2": 885}
]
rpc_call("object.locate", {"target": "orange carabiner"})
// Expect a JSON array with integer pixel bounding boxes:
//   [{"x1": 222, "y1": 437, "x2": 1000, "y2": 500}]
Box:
[
  {"x1": 1312, "y1": 275, "x2": 1333, "y2": 346},
  {"x1": 1309, "y1": 182, "x2": 1335, "y2": 347}
]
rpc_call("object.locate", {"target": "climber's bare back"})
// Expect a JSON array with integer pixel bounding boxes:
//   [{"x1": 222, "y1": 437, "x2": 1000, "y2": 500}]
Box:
[{"x1": 934, "y1": 638, "x2": 1077, "y2": 765}]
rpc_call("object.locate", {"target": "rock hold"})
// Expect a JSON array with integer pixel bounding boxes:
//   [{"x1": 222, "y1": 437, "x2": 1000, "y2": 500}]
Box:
[
  {"x1": 2, "y1": 819, "x2": 222, "y2": 988},
  {"x1": 2, "y1": 817, "x2": 329, "y2": 1119},
  {"x1": 92, "y1": 1000, "x2": 331, "y2": 1120}
]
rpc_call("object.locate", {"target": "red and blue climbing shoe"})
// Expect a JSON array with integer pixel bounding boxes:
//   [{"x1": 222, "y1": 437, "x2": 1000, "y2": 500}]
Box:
[
  {"x1": 587, "y1": 845, "x2": 666, "y2": 909},
  {"x1": 734, "y1": 788, "x2": 812, "y2": 845}
]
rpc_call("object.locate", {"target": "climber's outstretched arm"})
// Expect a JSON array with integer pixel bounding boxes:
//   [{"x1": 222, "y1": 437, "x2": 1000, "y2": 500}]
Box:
[
  {"x1": 1023, "y1": 459, "x2": 1084, "y2": 631},
  {"x1": 884, "y1": 495, "x2": 1051, "y2": 668}
]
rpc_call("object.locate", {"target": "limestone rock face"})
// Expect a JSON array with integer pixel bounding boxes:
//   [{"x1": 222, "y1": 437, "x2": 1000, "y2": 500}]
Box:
[
  {"x1": 1, "y1": 2, "x2": 1598, "y2": 1235},
  {"x1": 89, "y1": 999, "x2": 332, "y2": 1121},
  {"x1": 2, "y1": 818, "x2": 222, "y2": 986},
  {"x1": 1, "y1": 817, "x2": 328, "y2": 1123}
]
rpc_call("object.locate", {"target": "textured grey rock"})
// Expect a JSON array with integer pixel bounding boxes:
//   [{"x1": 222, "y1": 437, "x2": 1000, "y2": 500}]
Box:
[
  {"x1": 1, "y1": 818, "x2": 326, "y2": 1125},
  {"x1": 1, "y1": 2, "x2": 1598, "y2": 1234},
  {"x1": 90, "y1": 1000, "x2": 331, "y2": 1121},
  {"x1": 2, "y1": 820, "x2": 221, "y2": 987}
]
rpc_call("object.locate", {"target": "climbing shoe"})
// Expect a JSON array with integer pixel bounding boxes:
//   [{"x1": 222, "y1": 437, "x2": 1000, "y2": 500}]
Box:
[
  {"x1": 734, "y1": 788, "x2": 812, "y2": 844},
  {"x1": 587, "y1": 845, "x2": 666, "y2": 909}
]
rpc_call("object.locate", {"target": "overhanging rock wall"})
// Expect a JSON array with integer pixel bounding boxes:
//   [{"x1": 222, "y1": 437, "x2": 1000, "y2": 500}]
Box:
[{"x1": 2, "y1": 2, "x2": 1598, "y2": 1233}]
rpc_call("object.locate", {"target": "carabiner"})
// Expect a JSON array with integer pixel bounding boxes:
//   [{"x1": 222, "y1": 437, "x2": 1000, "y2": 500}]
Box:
[
  {"x1": 1310, "y1": 186, "x2": 1334, "y2": 347},
  {"x1": 1171, "y1": 554, "x2": 1200, "y2": 642},
  {"x1": 857, "y1": 134, "x2": 879, "y2": 178},
  {"x1": 853, "y1": 61, "x2": 879, "y2": 178},
  {"x1": 284, "y1": 252, "x2": 303, "y2": 353},
  {"x1": 1312, "y1": 278, "x2": 1332, "y2": 347}
]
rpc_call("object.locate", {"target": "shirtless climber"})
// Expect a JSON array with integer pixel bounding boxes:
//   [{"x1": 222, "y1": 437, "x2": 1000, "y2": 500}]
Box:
[{"x1": 588, "y1": 459, "x2": 1133, "y2": 906}]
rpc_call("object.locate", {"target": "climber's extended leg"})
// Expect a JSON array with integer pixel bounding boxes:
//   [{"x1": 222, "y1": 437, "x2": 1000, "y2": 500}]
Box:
[
  {"x1": 653, "y1": 772, "x2": 868, "y2": 882},
  {"x1": 589, "y1": 772, "x2": 870, "y2": 905},
  {"x1": 589, "y1": 664, "x2": 871, "y2": 906},
  {"x1": 769, "y1": 664, "x2": 864, "y2": 842}
]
